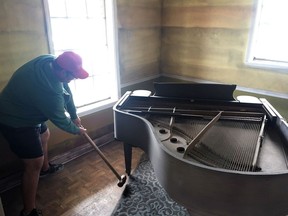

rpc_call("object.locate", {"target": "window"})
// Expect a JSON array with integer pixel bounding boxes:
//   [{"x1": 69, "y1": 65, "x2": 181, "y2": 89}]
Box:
[
  {"x1": 44, "y1": 0, "x2": 120, "y2": 115},
  {"x1": 246, "y1": 0, "x2": 288, "y2": 72}
]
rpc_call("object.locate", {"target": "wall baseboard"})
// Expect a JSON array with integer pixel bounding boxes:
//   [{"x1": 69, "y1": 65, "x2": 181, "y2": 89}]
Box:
[{"x1": 0, "y1": 132, "x2": 115, "y2": 193}]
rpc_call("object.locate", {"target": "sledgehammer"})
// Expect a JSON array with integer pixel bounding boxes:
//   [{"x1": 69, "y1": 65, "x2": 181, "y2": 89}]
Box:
[{"x1": 82, "y1": 132, "x2": 127, "y2": 187}]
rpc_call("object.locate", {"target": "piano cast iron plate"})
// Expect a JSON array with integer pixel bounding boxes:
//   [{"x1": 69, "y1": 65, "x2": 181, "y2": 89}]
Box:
[{"x1": 147, "y1": 115, "x2": 287, "y2": 172}]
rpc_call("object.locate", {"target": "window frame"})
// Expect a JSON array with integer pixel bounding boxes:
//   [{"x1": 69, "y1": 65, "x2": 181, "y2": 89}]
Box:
[
  {"x1": 42, "y1": 0, "x2": 121, "y2": 117},
  {"x1": 246, "y1": 0, "x2": 288, "y2": 73}
]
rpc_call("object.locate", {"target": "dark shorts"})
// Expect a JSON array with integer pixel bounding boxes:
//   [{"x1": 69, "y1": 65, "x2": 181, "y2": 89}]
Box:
[{"x1": 0, "y1": 122, "x2": 48, "y2": 159}]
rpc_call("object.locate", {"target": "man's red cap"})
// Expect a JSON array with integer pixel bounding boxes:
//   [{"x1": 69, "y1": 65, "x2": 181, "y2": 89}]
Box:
[{"x1": 56, "y1": 51, "x2": 89, "y2": 79}]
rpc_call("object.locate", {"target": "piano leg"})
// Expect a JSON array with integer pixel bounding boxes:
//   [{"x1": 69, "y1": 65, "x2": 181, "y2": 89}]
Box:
[{"x1": 123, "y1": 142, "x2": 132, "y2": 175}]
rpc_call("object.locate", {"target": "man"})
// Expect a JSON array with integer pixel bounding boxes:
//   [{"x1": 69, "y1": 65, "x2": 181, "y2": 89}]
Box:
[{"x1": 0, "y1": 51, "x2": 88, "y2": 216}]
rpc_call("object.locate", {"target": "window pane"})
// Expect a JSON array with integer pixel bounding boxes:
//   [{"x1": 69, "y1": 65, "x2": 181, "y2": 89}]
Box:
[
  {"x1": 66, "y1": 0, "x2": 87, "y2": 17},
  {"x1": 86, "y1": 0, "x2": 105, "y2": 18},
  {"x1": 48, "y1": 0, "x2": 67, "y2": 17},
  {"x1": 69, "y1": 75, "x2": 112, "y2": 107},
  {"x1": 50, "y1": 18, "x2": 106, "y2": 50}
]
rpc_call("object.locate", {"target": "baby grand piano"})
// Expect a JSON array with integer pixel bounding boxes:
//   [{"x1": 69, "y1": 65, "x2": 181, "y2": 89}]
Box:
[{"x1": 113, "y1": 83, "x2": 288, "y2": 216}]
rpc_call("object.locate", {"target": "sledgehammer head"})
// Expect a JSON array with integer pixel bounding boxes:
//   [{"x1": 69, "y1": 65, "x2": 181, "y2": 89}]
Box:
[{"x1": 117, "y1": 175, "x2": 127, "y2": 187}]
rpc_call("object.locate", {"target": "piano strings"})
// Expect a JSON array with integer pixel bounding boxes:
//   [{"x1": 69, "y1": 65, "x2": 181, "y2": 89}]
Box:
[{"x1": 124, "y1": 106, "x2": 266, "y2": 172}]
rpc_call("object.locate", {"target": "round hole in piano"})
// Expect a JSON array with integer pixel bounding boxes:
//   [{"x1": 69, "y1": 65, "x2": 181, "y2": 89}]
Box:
[
  {"x1": 159, "y1": 129, "x2": 167, "y2": 134},
  {"x1": 170, "y1": 137, "x2": 178, "y2": 143},
  {"x1": 177, "y1": 147, "x2": 185, "y2": 153}
]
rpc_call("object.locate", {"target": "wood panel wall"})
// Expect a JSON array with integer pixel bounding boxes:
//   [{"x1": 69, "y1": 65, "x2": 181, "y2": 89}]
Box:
[
  {"x1": 0, "y1": 0, "x2": 49, "y2": 91},
  {"x1": 117, "y1": 0, "x2": 162, "y2": 84},
  {"x1": 161, "y1": 0, "x2": 288, "y2": 94}
]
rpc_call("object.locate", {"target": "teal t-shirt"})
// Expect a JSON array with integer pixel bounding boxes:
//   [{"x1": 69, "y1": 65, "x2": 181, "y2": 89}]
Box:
[{"x1": 0, "y1": 55, "x2": 80, "y2": 134}]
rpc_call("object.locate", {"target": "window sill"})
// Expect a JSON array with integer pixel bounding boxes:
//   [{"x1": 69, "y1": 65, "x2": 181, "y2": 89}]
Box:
[
  {"x1": 245, "y1": 60, "x2": 288, "y2": 74},
  {"x1": 77, "y1": 98, "x2": 118, "y2": 117}
]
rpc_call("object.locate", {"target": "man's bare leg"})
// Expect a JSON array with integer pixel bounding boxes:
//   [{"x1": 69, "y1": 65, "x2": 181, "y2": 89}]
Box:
[
  {"x1": 40, "y1": 129, "x2": 50, "y2": 172},
  {"x1": 21, "y1": 156, "x2": 44, "y2": 213},
  {"x1": 39, "y1": 128, "x2": 63, "y2": 177}
]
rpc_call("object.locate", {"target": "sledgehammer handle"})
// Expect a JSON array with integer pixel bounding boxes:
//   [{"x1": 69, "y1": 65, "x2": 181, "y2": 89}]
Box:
[{"x1": 82, "y1": 133, "x2": 122, "y2": 180}]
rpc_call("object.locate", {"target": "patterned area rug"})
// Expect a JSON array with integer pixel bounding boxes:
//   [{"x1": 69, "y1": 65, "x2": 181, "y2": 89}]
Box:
[{"x1": 111, "y1": 154, "x2": 190, "y2": 216}]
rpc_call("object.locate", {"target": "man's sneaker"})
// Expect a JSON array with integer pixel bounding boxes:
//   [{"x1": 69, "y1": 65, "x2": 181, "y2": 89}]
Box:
[
  {"x1": 19, "y1": 208, "x2": 42, "y2": 216},
  {"x1": 40, "y1": 163, "x2": 64, "y2": 178}
]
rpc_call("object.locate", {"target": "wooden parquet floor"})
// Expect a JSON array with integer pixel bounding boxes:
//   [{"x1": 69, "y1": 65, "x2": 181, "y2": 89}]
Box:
[{"x1": 1, "y1": 141, "x2": 144, "y2": 216}]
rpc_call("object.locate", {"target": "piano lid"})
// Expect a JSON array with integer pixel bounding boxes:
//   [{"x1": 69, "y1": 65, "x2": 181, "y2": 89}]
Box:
[{"x1": 154, "y1": 82, "x2": 236, "y2": 101}]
